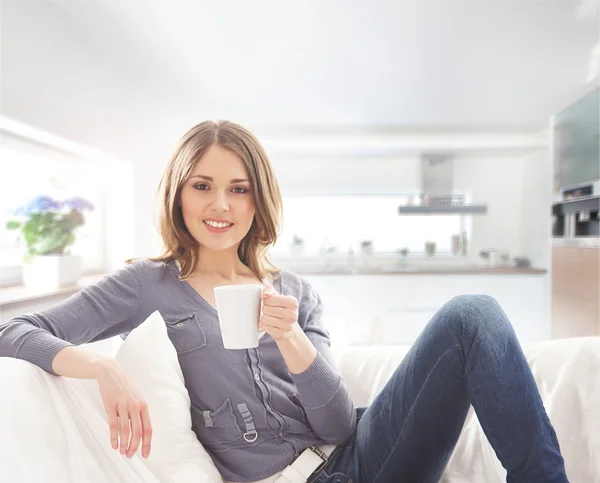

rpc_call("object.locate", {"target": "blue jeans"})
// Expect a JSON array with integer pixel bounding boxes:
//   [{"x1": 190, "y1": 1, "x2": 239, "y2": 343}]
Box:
[{"x1": 312, "y1": 295, "x2": 568, "y2": 483}]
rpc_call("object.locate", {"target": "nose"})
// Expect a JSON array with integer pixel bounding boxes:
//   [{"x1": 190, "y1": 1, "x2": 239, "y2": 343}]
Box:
[{"x1": 210, "y1": 190, "x2": 230, "y2": 213}]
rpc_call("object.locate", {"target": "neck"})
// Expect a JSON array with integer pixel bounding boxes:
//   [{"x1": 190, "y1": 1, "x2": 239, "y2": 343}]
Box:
[{"x1": 192, "y1": 245, "x2": 249, "y2": 282}]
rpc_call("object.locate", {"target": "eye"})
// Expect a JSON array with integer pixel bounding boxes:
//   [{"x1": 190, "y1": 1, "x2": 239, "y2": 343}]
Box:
[
  {"x1": 193, "y1": 183, "x2": 209, "y2": 191},
  {"x1": 232, "y1": 186, "x2": 249, "y2": 194}
]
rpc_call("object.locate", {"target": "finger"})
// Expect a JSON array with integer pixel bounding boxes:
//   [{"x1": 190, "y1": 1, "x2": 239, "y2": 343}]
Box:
[
  {"x1": 118, "y1": 405, "x2": 130, "y2": 455},
  {"x1": 106, "y1": 405, "x2": 119, "y2": 450},
  {"x1": 260, "y1": 316, "x2": 296, "y2": 336},
  {"x1": 261, "y1": 305, "x2": 286, "y2": 319},
  {"x1": 140, "y1": 404, "x2": 153, "y2": 459},
  {"x1": 259, "y1": 324, "x2": 289, "y2": 340},
  {"x1": 260, "y1": 314, "x2": 284, "y2": 329},
  {"x1": 126, "y1": 407, "x2": 143, "y2": 458},
  {"x1": 263, "y1": 294, "x2": 298, "y2": 309},
  {"x1": 263, "y1": 305, "x2": 298, "y2": 324}
]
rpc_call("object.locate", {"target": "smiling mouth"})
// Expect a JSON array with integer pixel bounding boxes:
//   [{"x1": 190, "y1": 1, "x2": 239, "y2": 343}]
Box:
[{"x1": 203, "y1": 220, "x2": 233, "y2": 229}]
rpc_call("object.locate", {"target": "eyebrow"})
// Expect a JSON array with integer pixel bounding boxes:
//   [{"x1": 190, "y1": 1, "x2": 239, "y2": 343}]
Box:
[{"x1": 189, "y1": 174, "x2": 250, "y2": 183}]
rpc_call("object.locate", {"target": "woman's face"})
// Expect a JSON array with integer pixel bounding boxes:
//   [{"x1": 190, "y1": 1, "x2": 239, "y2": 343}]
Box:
[{"x1": 180, "y1": 144, "x2": 255, "y2": 253}]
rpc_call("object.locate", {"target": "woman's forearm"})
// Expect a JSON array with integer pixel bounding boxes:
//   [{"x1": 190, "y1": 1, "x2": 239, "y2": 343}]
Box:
[
  {"x1": 279, "y1": 325, "x2": 356, "y2": 444},
  {"x1": 275, "y1": 324, "x2": 318, "y2": 374},
  {"x1": 51, "y1": 345, "x2": 117, "y2": 380}
]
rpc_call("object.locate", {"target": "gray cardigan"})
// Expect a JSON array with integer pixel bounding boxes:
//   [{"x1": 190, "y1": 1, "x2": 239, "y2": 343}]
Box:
[{"x1": 0, "y1": 258, "x2": 356, "y2": 482}]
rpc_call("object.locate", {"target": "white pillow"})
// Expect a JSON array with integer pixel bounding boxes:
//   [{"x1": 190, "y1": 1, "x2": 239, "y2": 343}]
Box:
[{"x1": 115, "y1": 310, "x2": 223, "y2": 483}]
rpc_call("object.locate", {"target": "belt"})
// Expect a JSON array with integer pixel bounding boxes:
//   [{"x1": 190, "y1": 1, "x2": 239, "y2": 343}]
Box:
[{"x1": 274, "y1": 445, "x2": 336, "y2": 483}]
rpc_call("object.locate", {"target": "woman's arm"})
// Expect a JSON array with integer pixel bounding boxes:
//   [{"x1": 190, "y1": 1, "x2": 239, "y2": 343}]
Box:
[
  {"x1": 275, "y1": 324, "x2": 317, "y2": 374},
  {"x1": 51, "y1": 344, "x2": 153, "y2": 459},
  {"x1": 260, "y1": 282, "x2": 356, "y2": 445},
  {"x1": 0, "y1": 260, "x2": 143, "y2": 375},
  {"x1": 51, "y1": 344, "x2": 115, "y2": 378},
  {"x1": 0, "y1": 261, "x2": 153, "y2": 458}
]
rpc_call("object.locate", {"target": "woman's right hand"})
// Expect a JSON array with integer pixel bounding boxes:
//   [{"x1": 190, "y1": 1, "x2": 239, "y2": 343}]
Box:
[{"x1": 94, "y1": 359, "x2": 152, "y2": 459}]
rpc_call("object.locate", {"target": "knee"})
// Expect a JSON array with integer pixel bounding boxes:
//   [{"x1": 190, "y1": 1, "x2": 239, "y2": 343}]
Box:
[
  {"x1": 439, "y1": 294, "x2": 512, "y2": 336},
  {"x1": 447, "y1": 294, "x2": 500, "y2": 312}
]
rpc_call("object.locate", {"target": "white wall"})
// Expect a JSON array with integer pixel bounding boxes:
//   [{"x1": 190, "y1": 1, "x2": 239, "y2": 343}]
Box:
[
  {"x1": 273, "y1": 156, "x2": 421, "y2": 194},
  {"x1": 520, "y1": 150, "x2": 553, "y2": 269},
  {"x1": 453, "y1": 154, "x2": 524, "y2": 261}
]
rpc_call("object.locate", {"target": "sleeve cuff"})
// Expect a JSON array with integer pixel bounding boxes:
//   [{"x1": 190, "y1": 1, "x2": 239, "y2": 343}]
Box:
[
  {"x1": 17, "y1": 330, "x2": 74, "y2": 375},
  {"x1": 290, "y1": 352, "x2": 341, "y2": 408}
]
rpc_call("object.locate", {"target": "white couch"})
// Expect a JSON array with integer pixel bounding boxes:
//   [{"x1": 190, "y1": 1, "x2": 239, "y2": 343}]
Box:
[
  {"x1": 1, "y1": 320, "x2": 598, "y2": 482},
  {"x1": 334, "y1": 337, "x2": 600, "y2": 483}
]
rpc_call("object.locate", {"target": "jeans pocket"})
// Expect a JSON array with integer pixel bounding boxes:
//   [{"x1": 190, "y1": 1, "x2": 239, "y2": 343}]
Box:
[
  {"x1": 312, "y1": 472, "x2": 353, "y2": 483},
  {"x1": 165, "y1": 313, "x2": 207, "y2": 354},
  {"x1": 191, "y1": 398, "x2": 243, "y2": 447},
  {"x1": 330, "y1": 475, "x2": 352, "y2": 483}
]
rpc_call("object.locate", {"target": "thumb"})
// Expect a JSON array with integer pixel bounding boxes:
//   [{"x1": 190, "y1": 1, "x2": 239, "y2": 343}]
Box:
[{"x1": 262, "y1": 284, "x2": 276, "y2": 298}]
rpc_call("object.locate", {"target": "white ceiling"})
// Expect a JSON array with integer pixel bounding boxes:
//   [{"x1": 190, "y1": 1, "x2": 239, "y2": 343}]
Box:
[{"x1": 20, "y1": 0, "x2": 600, "y2": 132}]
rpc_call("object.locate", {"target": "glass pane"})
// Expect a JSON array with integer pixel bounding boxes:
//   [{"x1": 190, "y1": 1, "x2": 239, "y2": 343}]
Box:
[
  {"x1": 0, "y1": 143, "x2": 104, "y2": 270},
  {"x1": 274, "y1": 194, "x2": 467, "y2": 255},
  {"x1": 553, "y1": 88, "x2": 600, "y2": 190}
]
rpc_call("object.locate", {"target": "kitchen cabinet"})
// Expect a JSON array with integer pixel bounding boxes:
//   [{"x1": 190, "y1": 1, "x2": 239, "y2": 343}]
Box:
[
  {"x1": 551, "y1": 244, "x2": 600, "y2": 338},
  {"x1": 305, "y1": 273, "x2": 549, "y2": 346}
]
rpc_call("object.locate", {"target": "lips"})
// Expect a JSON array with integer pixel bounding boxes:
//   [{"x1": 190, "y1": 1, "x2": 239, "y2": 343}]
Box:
[
  {"x1": 204, "y1": 219, "x2": 233, "y2": 228},
  {"x1": 203, "y1": 219, "x2": 234, "y2": 233}
]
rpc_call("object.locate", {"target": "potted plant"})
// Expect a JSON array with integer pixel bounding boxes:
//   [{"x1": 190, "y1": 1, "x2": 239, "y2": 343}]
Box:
[
  {"x1": 360, "y1": 240, "x2": 374, "y2": 255},
  {"x1": 5, "y1": 195, "x2": 95, "y2": 290},
  {"x1": 290, "y1": 235, "x2": 305, "y2": 257},
  {"x1": 396, "y1": 247, "x2": 409, "y2": 265},
  {"x1": 425, "y1": 241, "x2": 437, "y2": 257}
]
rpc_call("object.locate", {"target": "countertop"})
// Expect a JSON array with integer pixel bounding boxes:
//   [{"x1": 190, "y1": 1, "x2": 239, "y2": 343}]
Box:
[
  {"x1": 552, "y1": 237, "x2": 600, "y2": 248},
  {"x1": 280, "y1": 265, "x2": 547, "y2": 276}
]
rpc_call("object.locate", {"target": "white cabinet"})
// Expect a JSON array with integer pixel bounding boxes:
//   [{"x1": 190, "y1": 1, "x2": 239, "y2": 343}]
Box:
[{"x1": 305, "y1": 274, "x2": 549, "y2": 346}]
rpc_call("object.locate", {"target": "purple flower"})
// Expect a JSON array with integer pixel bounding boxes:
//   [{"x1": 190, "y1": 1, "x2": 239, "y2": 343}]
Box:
[
  {"x1": 12, "y1": 195, "x2": 62, "y2": 217},
  {"x1": 62, "y1": 196, "x2": 95, "y2": 212}
]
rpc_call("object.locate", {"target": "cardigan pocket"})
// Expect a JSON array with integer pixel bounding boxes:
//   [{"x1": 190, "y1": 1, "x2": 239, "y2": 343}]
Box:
[
  {"x1": 164, "y1": 313, "x2": 207, "y2": 354},
  {"x1": 191, "y1": 399, "x2": 243, "y2": 447}
]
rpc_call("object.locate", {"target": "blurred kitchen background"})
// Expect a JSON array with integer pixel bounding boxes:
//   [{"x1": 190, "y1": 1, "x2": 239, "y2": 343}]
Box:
[{"x1": 1, "y1": 0, "x2": 599, "y2": 349}]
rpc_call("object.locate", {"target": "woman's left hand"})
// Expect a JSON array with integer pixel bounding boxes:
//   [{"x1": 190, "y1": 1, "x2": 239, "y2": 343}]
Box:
[{"x1": 259, "y1": 284, "x2": 299, "y2": 340}]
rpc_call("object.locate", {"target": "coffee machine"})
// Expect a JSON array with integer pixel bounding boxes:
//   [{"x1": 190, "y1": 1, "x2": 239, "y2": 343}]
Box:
[{"x1": 552, "y1": 180, "x2": 600, "y2": 238}]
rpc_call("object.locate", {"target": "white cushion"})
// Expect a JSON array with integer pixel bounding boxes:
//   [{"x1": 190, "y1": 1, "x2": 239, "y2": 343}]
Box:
[
  {"x1": 115, "y1": 310, "x2": 223, "y2": 482},
  {"x1": 335, "y1": 337, "x2": 600, "y2": 483},
  {"x1": 0, "y1": 310, "x2": 222, "y2": 483}
]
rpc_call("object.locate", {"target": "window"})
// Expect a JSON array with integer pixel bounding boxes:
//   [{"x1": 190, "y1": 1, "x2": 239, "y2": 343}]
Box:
[
  {"x1": 272, "y1": 194, "x2": 471, "y2": 256},
  {"x1": 0, "y1": 134, "x2": 106, "y2": 285}
]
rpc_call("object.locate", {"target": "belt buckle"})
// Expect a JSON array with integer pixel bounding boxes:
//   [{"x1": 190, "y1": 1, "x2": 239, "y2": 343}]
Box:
[{"x1": 308, "y1": 446, "x2": 329, "y2": 477}]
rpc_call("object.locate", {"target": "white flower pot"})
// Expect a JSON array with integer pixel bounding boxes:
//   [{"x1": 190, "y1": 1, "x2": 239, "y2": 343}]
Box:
[
  {"x1": 290, "y1": 244, "x2": 304, "y2": 258},
  {"x1": 22, "y1": 254, "x2": 82, "y2": 291}
]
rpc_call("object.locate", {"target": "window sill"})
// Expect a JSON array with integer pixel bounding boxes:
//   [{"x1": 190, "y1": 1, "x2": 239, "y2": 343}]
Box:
[{"x1": 0, "y1": 272, "x2": 107, "y2": 308}]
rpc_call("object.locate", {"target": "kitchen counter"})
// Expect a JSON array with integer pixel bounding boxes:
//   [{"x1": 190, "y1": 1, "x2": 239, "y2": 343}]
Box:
[
  {"x1": 283, "y1": 265, "x2": 547, "y2": 276},
  {"x1": 552, "y1": 237, "x2": 600, "y2": 248}
]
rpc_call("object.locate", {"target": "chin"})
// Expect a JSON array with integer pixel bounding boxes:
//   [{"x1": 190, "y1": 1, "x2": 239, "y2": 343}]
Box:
[{"x1": 197, "y1": 237, "x2": 240, "y2": 253}]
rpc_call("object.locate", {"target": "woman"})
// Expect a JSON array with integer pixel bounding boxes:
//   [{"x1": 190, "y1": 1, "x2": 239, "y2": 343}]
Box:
[{"x1": 0, "y1": 121, "x2": 568, "y2": 483}]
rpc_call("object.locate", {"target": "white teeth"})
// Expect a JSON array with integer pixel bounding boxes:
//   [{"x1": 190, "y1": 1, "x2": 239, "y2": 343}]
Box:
[{"x1": 205, "y1": 220, "x2": 232, "y2": 229}]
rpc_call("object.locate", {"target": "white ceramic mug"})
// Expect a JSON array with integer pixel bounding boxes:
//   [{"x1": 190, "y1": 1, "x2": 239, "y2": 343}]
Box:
[{"x1": 214, "y1": 284, "x2": 264, "y2": 349}]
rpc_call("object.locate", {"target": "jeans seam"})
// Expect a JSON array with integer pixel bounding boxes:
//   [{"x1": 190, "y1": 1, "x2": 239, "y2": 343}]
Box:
[{"x1": 371, "y1": 344, "x2": 462, "y2": 483}]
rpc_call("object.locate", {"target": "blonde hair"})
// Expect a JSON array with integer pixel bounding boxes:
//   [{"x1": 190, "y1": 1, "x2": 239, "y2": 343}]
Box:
[{"x1": 129, "y1": 120, "x2": 282, "y2": 282}]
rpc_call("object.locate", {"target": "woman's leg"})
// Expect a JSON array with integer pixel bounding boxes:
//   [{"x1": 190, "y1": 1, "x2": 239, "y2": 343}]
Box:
[{"x1": 324, "y1": 294, "x2": 567, "y2": 483}]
